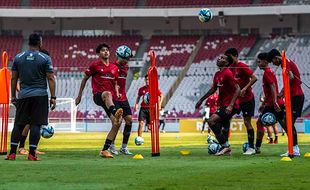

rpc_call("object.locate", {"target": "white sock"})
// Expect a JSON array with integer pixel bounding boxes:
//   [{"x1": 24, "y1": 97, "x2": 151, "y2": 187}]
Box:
[{"x1": 122, "y1": 144, "x2": 127, "y2": 149}]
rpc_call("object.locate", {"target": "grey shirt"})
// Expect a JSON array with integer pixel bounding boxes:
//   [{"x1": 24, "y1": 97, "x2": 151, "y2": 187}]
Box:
[{"x1": 12, "y1": 50, "x2": 53, "y2": 99}]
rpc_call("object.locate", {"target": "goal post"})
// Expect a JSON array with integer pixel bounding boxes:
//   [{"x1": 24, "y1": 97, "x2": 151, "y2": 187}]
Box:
[{"x1": 51, "y1": 98, "x2": 77, "y2": 132}]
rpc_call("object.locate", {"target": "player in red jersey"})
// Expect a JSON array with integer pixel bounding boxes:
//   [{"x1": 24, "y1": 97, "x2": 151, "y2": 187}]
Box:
[
  {"x1": 75, "y1": 43, "x2": 123, "y2": 158},
  {"x1": 108, "y1": 47, "x2": 134, "y2": 156},
  {"x1": 225, "y1": 48, "x2": 258, "y2": 155},
  {"x1": 268, "y1": 49, "x2": 304, "y2": 157},
  {"x1": 201, "y1": 93, "x2": 217, "y2": 134},
  {"x1": 134, "y1": 74, "x2": 164, "y2": 138},
  {"x1": 195, "y1": 55, "x2": 240, "y2": 156},
  {"x1": 255, "y1": 53, "x2": 286, "y2": 154}
]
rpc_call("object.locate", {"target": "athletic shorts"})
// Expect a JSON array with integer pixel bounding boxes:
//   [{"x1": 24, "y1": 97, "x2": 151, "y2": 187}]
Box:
[
  {"x1": 261, "y1": 105, "x2": 285, "y2": 122},
  {"x1": 138, "y1": 107, "x2": 150, "y2": 125},
  {"x1": 215, "y1": 106, "x2": 237, "y2": 121},
  {"x1": 238, "y1": 97, "x2": 255, "y2": 117},
  {"x1": 93, "y1": 92, "x2": 111, "y2": 117},
  {"x1": 291, "y1": 95, "x2": 304, "y2": 118},
  {"x1": 15, "y1": 95, "x2": 48, "y2": 125},
  {"x1": 114, "y1": 100, "x2": 132, "y2": 117}
]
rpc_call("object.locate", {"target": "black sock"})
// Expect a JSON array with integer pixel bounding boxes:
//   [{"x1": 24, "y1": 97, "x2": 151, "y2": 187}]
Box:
[
  {"x1": 29, "y1": 125, "x2": 41, "y2": 156},
  {"x1": 275, "y1": 135, "x2": 278, "y2": 141},
  {"x1": 9, "y1": 123, "x2": 25, "y2": 154},
  {"x1": 103, "y1": 139, "x2": 113, "y2": 151},
  {"x1": 247, "y1": 129, "x2": 255, "y2": 148},
  {"x1": 19, "y1": 135, "x2": 27, "y2": 149},
  {"x1": 256, "y1": 139, "x2": 262, "y2": 148},
  {"x1": 109, "y1": 106, "x2": 117, "y2": 116},
  {"x1": 122, "y1": 124, "x2": 132, "y2": 145},
  {"x1": 293, "y1": 126, "x2": 298, "y2": 146}
]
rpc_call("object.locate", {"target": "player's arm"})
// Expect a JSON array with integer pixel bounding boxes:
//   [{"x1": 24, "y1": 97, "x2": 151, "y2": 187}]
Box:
[
  {"x1": 270, "y1": 83, "x2": 281, "y2": 112},
  {"x1": 134, "y1": 95, "x2": 141, "y2": 112},
  {"x1": 75, "y1": 74, "x2": 90, "y2": 106},
  {"x1": 115, "y1": 81, "x2": 121, "y2": 99},
  {"x1": 241, "y1": 73, "x2": 257, "y2": 97},
  {"x1": 10, "y1": 71, "x2": 18, "y2": 106},
  {"x1": 158, "y1": 92, "x2": 164, "y2": 110},
  {"x1": 47, "y1": 73, "x2": 56, "y2": 110},
  {"x1": 195, "y1": 86, "x2": 217, "y2": 110},
  {"x1": 226, "y1": 84, "x2": 240, "y2": 114}
]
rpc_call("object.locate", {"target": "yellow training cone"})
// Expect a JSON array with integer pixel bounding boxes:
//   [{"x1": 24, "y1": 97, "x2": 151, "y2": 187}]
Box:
[
  {"x1": 304, "y1": 153, "x2": 310, "y2": 158},
  {"x1": 180, "y1": 150, "x2": 191, "y2": 156},
  {"x1": 281, "y1": 157, "x2": 292, "y2": 162},
  {"x1": 133, "y1": 154, "x2": 144, "y2": 159}
]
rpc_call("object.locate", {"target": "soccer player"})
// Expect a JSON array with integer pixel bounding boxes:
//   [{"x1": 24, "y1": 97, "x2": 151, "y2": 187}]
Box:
[
  {"x1": 5, "y1": 33, "x2": 56, "y2": 161},
  {"x1": 195, "y1": 54, "x2": 240, "y2": 156},
  {"x1": 134, "y1": 74, "x2": 163, "y2": 137},
  {"x1": 255, "y1": 53, "x2": 286, "y2": 154},
  {"x1": 225, "y1": 48, "x2": 257, "y2": 155},
  {"x1": 267, "y1": 49, "x2": 304, "y2": 157},
  {"x1": 201, "y1": 93, "x2": 217, "y2": 134},
  {"x1": 108, "y1": 49, "x2": 134, "y2": 156},
  {"x1": 75, "y1": 43, "x2": 123, "y2": 158},
  {"x1": 159, "y1": 107, "x2": 166, "y2": 133}
]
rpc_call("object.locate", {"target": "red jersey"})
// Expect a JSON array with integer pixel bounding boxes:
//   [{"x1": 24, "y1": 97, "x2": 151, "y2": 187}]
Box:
[
  {"x1": 212, "y1": 68, "x2": 239, "y2": 109},
  {"x1": 263, "y1": 67, "x2": 284, "y2": 107},
  {"x1": 85, "y1": 60, "x2": 119, "y2": 95},
  {"x1": 230, "y1": 61, "x2": 254, "y2": 104},
  {"x1": 284, "y1": 59, "x2": 304, "y2": 97},
  {"x1": 138, "y1": 85, "x2": 162, "y2": 108},
  {"x1": 205, "y1": 94, "x2": 217, "y2": 114},
  {"x1": 112, "y1": 62, "x2": 128, "y2": 101}
]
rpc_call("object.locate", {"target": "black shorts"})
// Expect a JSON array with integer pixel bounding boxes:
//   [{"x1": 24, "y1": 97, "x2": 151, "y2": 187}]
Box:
[
  {"x1": 138, "y1": 107, "x2": 150, "y2": 125},
  {"x1": 215, "y1": 106, "x2": 237, "y2": 121},
  {"x1": 15, "y1": 95, "x2": 48, "y2": 125},
  {"x1": 238, "y1": 98, "x2": 255, "y2": 117},
  {"x1": 93, "y1": 92, "x2": 111, "y2": 117},
  {"x1": 114, "y1": 100, "x2": 132, "y2": 117},
  {"x1": 291, "y1": 95, "x2": 304, "y2": 118},
  {"x1": 261, "y1": 105, "x2": 285, "y2": 122}
]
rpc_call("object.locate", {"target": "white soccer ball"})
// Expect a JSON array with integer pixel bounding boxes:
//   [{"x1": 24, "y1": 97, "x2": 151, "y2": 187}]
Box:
[
  {"x1": 208, "y1": 143, "x2": 221, "y2": 154},
  {"x1": 40, "y1": 124, "x2": 54, "y2": 139},
  {"x1": 135, "y1": 136, "x2": 144, "y2": 146},
  {"x1": 198, "y1": 8, "x2": 213, "y2": 23},
  {"x1": 116, "y1": 45, "x2": 132, "y2": 59},
  {"x1": 143, "y1": 92, "x2": 150, "y2": 105}
]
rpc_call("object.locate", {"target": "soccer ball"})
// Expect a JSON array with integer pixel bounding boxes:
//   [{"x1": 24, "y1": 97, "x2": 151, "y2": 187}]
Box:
[
  {"x1": 143, "y1": 92, "x2": 150, "y2": 105},
  {"x1": 208, "y1": 143, "x2": 221, "y2": 154},
  {"x1": 116, "y1": 45, "x2": 132, "y2": 59},
  {"x1": 40, "y1": 124, "x2": 54, "y2": 139},
  {"x1": 135, "y1": 136, "x2": 144, "y2": 146},
  {"x1": 260, "y1": 112, "x2": 276, "y2": 126},
  {"x1": 207, "y1": 135, "x2": 219, "y2": 144},
  {"x1": 242, "y1": 142, "x2": 249, "y2": 153},
  {"x1": 198, "y1": 8, "x2": 213, "y2": 23}
]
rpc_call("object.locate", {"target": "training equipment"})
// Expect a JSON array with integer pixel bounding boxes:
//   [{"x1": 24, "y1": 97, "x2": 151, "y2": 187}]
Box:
[
  {"x1": 135, "y1": 136, "x2": 144, "y2": 146},
  {"x1": 180, "y1": 150, "x2": 191, "y2": 156},
  {"x1": 208, "y1": 143, "x2": 221, "y2": 154},
  {"x1": 198, "y1": 8, "x2": 213, "y2": 23},
  {"x1": 40, "y1": 125, "x2": 55, "y2": 138},
  {"x1": 207, "y1": 135, "x2": 219, "y2": 144},
  {"x1": 260, "y1": 112, "x2": 276, "y2": 126},
  {"x1": 143, "y1": 92, "x2": 150, "y2": 105},
  {"x1": 133, "y1": 154, "x2": 144, "y2": 159},
  {"x1": 242, "y1": 142, "x2": 250, "y2": 153},
  {"x1": 116, "y1": 45, "x2": 132, "y2": 59}
]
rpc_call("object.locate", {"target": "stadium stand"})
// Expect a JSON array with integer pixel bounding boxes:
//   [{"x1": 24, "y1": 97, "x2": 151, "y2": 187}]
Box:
[
  {"x1": 0, "y1": 0, "x2": 20, "y2": 7},
  {"x1": 0, "y1": 36, "x2": 23, "y2": 61},
  {"x1": 145, "y1": 0, "x2": 251, "y2": 7},
  {"x1": 30, "y1": 0, "x2": 137, "y2": 8}
]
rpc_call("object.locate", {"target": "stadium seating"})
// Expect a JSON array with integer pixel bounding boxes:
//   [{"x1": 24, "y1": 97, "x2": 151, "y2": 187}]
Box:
[
  {"x1": 283, "y1": 0, "x2": 310, "y2": 4},
  {"x1": 145, "y1": 0, "x2": 251, "y2": 7},
  {"x1": 143, "y1": 35, "x2": 199, "y2": 68},
  {"x1": 43, "y1": 35, "x2": 142, "y2": 70},
  {"x1": 0, "y1": 36, "x2": 23, "y2": 61},
  {"x1": 260, "y1": 0, "x2": 284, "y2": 4},
  {"x1": 0, "y1": 0, "x2": 20, "y2": 7},
  {"x1": 30, "y1": 0, "x2": 137, "y2": 8}
]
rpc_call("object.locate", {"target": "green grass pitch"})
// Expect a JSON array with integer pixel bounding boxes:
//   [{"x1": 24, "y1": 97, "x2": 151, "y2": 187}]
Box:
[{"x1": 1, "y1": 132, "x2": 310, "y2": 190}]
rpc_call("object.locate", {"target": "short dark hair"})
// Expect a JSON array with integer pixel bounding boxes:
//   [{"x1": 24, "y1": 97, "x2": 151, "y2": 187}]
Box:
[
  {"x1": 96, "y1": 43, "x2": 110, "y2": 53},
  {"x1": 39, "y1": 48, "x2": 50, "y2": 56},
  {"x1": 145, "y1": 74, "x2": 148, "y2": 79},
  {"x1": 267, "y1": 49, "x2": 281, "y2": 62},
  {"x1": 28, "y1": 33, "x2": 42, "y2": 46},
  {"x1": 257, "y1": 52, "x2": 268, "y2": 61},
  {"x1": 225, "y1": 48, "x2": 238, "y2": 57}
]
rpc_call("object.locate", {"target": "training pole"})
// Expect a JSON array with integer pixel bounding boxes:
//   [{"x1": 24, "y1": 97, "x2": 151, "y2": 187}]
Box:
[
  {"x1": 0, "y1": 51, "x2": 10, "y2": 155},
  {"x1": 148, "y1": 50, "x2": 160, "y2": 157},
  {"x1": 281, "y1": 51, "x2": 294, "y2": 158}
]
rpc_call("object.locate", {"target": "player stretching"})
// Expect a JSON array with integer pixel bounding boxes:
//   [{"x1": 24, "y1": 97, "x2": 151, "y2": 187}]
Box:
[
  {"x1": 108, "y1": 45, "x2": 134, "y2": 155},
  {"x1": 195, "y1": 55, "x2": 240, "y2": 156},
  {"x1": 134, "y1": 74, "x2": 163, "y2": 138},
  {"x1": 268, "y1": 49, "x2": 304, "y2": 157},
  {"x1": 225, "y1": 48, "x2": 257, "y2": 155},
  {"x1": 255, "y1": 53, "x2": 286, "y2": 154},
  {"x1": 75, "y1": 43, "x2": 123, "y2": 158}
]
